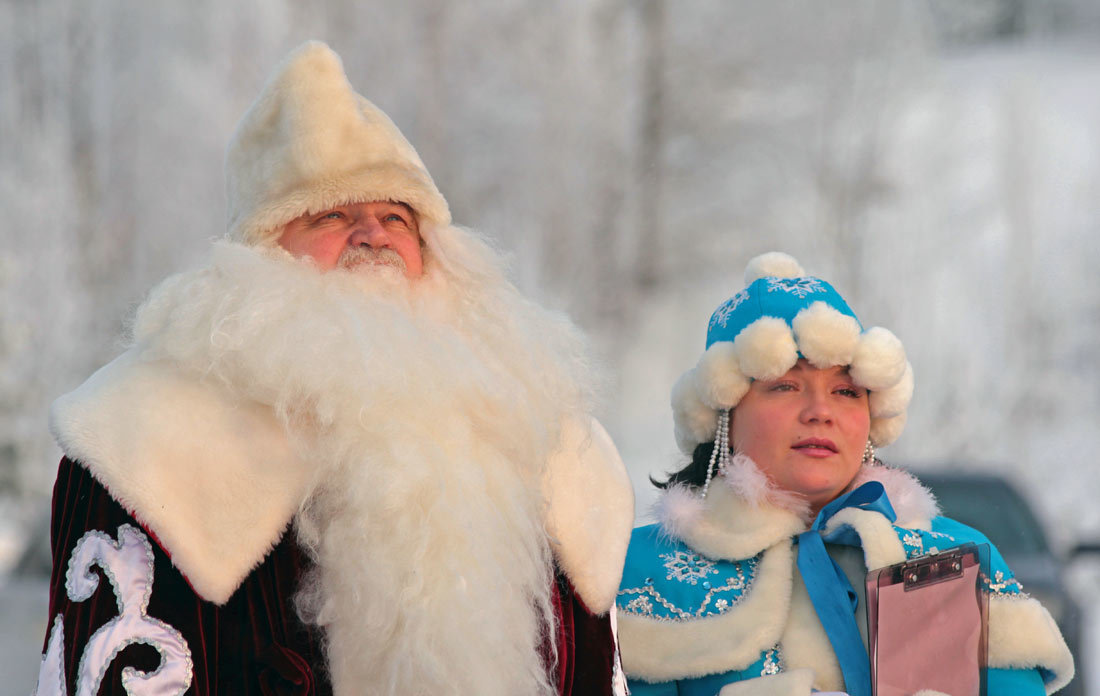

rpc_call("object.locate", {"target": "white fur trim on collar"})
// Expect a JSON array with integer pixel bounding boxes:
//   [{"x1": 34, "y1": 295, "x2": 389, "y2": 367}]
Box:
[
  {"x1": 49, "y1": 349, "x2": 310, "y2": 605},
  {"x1": 543, "y1": 417, "x2": 634, "y2": 613},
  {"x1": 658, "y1": 475, "x2": 807, "y2": 561},
  {"x1": 655, "y1": 459, "x2": 939, "y2": 561},
  {"x1": 821, "y1": 507, "x2": 908, "y2": 570},
  {"x1": 843, "y1": 463, "x2": 939, "y2": 530}
]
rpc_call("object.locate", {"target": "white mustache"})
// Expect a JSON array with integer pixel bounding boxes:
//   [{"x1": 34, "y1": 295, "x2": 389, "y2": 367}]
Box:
[{"x1": 337, "y1": 246, "x2": 407, "y2": 272}]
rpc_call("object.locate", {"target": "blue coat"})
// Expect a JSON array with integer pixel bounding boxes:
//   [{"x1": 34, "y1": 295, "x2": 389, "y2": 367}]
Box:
[{"x1": 615, "y1": 466, "x2": 1074, "y2": 695}]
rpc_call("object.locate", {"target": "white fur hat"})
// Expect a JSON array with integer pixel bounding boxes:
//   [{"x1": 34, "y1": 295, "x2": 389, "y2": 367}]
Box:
[
  {"x1": 672, "y1": 252, "x2": 912, "y2": 452},
  {"x1": 225, "y1": 41, "x2": 451, "y2": 245}
]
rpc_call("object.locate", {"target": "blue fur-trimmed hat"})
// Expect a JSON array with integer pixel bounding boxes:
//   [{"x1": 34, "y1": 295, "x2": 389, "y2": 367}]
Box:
[{"x1": 671, "y1": 252, "x2": 913, "y2": 454}]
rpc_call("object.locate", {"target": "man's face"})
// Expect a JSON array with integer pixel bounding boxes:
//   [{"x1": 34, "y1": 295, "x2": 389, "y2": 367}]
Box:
[{"x1": 276, "y1": 201, "x2": 423, "y2": 278}]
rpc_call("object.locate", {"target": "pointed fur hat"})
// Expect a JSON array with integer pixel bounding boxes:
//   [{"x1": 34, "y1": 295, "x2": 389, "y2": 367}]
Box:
[{"x1": 226, "y1": 41, "x2": 451, "y2": 245}]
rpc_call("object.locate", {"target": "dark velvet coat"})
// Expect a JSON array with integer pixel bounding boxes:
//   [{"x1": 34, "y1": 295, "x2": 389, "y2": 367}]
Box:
[{"x1": 40, "y1": 457, "x2": 617, "y2": 695}]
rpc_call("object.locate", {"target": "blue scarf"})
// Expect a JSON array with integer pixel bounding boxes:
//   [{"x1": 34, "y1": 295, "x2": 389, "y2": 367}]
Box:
[{"x1": 795, "y1": 481, "x2": 896, "y2": 696}]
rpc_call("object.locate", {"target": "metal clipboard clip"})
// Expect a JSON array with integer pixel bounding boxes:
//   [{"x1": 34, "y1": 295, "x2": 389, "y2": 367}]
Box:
[{"x1": 901, "y1": 548, "x2": 966, "y2": 591}]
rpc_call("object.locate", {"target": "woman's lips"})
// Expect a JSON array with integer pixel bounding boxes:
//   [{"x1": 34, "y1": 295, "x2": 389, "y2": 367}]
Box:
[{"x1": 792, "y1": 438, "x2": 838, "y2": 457}]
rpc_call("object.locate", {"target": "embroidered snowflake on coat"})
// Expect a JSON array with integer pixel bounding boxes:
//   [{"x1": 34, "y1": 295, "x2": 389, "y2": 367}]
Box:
[
  {"x1": 760, "y1": 645, "x2": 784, "y2": 676},
  {"x1": 766, "y1": 277, "x2": 824, "y2": 298},
  {"x1": 899, "y1": 527, "x2": 957, "y2": 559},
  {"x1": 624, "y1": 595, "x2": 654, "y2": 615},
  {"x1": 661, "y1": 550, "x2": 720, "y2": 585},
  {"x1": 983, "y1": 570, "x2": 1028, "y2": 597},
  {"x1": 618, "y1": 545, "x2": 758, "y2": 621},
  {"x1": 709, "y1": 289, "x2": 750, "y2": 330}
]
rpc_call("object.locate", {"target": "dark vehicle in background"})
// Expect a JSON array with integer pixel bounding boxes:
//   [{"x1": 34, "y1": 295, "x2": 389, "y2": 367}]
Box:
[{"x1": 919, "y1": 471, "x2": 1086, "y2": 696}]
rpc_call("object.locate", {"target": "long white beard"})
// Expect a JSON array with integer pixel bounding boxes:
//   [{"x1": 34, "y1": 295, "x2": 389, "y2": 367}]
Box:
[{"x1": 131, "y1": 235, "x2": 594, "y2": 695}]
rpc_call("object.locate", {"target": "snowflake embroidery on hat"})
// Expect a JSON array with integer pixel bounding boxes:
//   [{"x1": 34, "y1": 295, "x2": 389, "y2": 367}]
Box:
[
  {"x1": 766, "y1": 277, "x2": 824, "y2": 298},
  {"x1": 709, "y1": 289, "x2": 750, "y2": 330},
  {"x1": 661, "y1": 550, "x2": 720, "y2": 585}
]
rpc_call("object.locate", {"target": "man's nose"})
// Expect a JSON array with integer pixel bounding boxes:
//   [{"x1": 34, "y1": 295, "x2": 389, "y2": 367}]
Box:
[{"x1": 349, "y1": 216, "x2": 390, "y2": 248}]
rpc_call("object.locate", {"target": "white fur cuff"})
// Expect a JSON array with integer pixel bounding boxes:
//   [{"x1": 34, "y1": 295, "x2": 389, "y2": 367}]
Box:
[{"x1": 988, "y1": 594, "x2": 1075, "y2": 694}]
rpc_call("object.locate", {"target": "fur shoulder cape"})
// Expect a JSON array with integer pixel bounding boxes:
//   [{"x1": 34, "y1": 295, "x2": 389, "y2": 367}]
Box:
[{"x1": 50, "y1": 350, "x2": 634, "y2": 612}]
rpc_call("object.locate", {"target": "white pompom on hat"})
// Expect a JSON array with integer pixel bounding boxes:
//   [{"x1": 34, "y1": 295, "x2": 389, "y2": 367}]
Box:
[
  {"x1": 671, "y1": 252, "x2": 913, "y2": 453},
  {"x1": 225, "y1": 41, "x2": 451, "y2": 246}
]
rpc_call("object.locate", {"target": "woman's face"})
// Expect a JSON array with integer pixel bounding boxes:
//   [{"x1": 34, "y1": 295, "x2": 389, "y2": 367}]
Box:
[{"x1": 730, "y1": 359, "x2": 870, "y2": 515}]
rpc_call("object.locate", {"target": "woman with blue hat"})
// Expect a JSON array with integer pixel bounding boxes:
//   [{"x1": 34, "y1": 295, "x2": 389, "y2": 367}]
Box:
[{"x1": 614, "y1": 252, "x2": 1074, "y2": 695}]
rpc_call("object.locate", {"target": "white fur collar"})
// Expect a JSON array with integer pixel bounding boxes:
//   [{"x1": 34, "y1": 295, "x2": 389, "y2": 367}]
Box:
[
  {"x1": 655, "y1": 455, "x2": 940, "y2": 562},
  {"x1": 50, "y1": 349, "x2": 309, "y2": 605},
  {"x1": 51, "y1": 347, "x2": 632, "y2": 611}
]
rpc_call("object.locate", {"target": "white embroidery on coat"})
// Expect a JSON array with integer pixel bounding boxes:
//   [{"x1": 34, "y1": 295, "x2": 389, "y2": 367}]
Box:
[
  {"x1": 982, "y1": 570, "x2": 1028, "y2": 597},
  {"x1": 617, "y1": 558, "x2": 755, "y2": 621},
  {"x1": 34, "y1": 524, "x2": 194, "y2": 696},
  {"x1": 35, "y1": 616, "x2": 67, "y2": 696},
  {"x1": 661, "y1": 550, "x2": 720, "y2": 585},
  {"x1": 760, "y1": 645, "x2": 783, "y2": 675}
]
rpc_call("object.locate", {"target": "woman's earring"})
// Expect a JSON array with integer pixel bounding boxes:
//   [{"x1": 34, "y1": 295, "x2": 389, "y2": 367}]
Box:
[
  {"x1": 861, "y1": 438, "x2": 876, "y2": 465},
  {"x1": 701, "y1": 410, "x2": 731, "y2": 499}
]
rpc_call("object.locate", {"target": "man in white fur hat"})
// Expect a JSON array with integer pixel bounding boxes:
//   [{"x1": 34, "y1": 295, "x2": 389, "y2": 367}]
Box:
[{"x1": 34, "y1": 41, "x2": 633, "y2": 696}]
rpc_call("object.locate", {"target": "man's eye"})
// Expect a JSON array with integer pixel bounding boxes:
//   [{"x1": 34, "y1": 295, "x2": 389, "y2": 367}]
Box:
[
  {"x1": 384, "y1": 213, "x2": 407, "y2": 224},
  {"x1": 320, "y1": 211, "x2": 343, "y2": 221}
]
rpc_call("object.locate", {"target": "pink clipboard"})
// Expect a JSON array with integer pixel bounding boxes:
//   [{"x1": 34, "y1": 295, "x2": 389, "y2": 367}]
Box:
[{"x1": 866, "y1": 543, "x2": 989, "y2": 696}]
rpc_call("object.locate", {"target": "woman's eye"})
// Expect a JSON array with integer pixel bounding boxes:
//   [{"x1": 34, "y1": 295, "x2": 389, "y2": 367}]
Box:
[
  {"x1": 768, "y1": 382, "x2": 796, "y2": 392},
  {"x1": 836, "y1": 386, "x2": 864, "y2": 398}
]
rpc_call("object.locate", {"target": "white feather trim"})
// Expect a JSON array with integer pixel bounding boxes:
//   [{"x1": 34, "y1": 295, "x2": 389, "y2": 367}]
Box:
[
  {"x1": 721, "y1": 453, "x2": 812, "y2": 522},
  {"x1": 869, "y1": 360, "x2": 914, "y2": 419},
  {"x1": 849, "y1": 327, "x2": 907, "y2": 391},
  {"x1": 744, "y1": 252, "x2": 805, "y2": 284},
  {"x1": 845, "y1": 463, "x2": 939, "y2": 529},
  {"x1": 870, "y1": 411, "x2": 907, "y2": 447},
  {"x1": 734, "y1": 318, "x2": 799, "y2": 381},
  {"x1": 695, "y1": 342, "x2": 750, "y2": 409},
  {"x1": 671, "y1": 369, "x2": 718, "y2": 453},
  {"x1": 791, "y1": 302, "x2": 861, "y2": 368},
  {"x1": 654, "y1": 483, "x2": 707, "y2": 541},
  {"x1": 657, "y1": 470, "x2": 807, "y2": 562}
]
